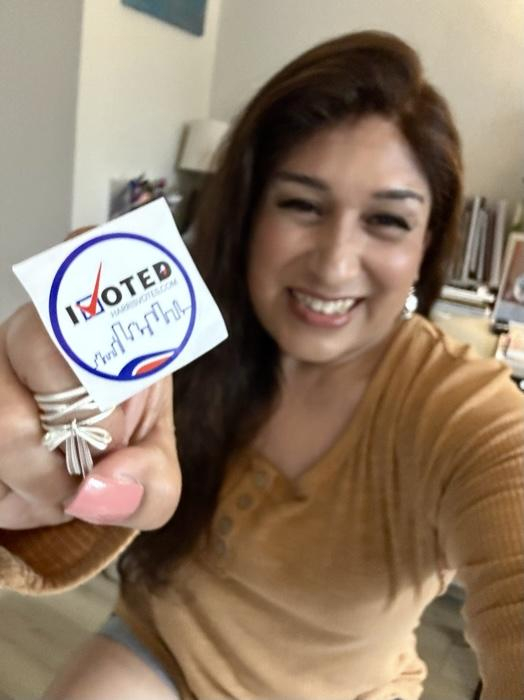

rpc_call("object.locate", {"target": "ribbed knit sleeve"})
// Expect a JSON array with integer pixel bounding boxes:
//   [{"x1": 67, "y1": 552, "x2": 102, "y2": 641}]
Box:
[
  {"x1": 0, "y1": 521, "x2": 137, "y2": 594},
  {"x1": 432, "y1": 360, "x2": 524, "y2": 699}
]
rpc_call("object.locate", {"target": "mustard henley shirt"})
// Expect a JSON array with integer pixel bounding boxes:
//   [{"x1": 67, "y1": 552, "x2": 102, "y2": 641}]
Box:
[{"x1": 1, "y1": 315, "x2": 523, "y2": 700}]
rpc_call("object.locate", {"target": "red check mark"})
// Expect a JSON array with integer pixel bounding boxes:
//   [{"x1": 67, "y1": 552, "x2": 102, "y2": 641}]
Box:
[{"x1": 78, "y1": 262, "x2": 103, "y2": 317}]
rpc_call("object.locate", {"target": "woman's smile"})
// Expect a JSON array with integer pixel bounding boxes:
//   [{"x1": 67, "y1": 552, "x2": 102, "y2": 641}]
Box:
[{"x1": 288, "y1": 288, "x2": 363, "y2": 328}]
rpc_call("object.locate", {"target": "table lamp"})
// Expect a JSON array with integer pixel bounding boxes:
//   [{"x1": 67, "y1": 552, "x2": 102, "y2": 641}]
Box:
[{"x1": 178, "y1": 119, "x2": 229, "y2": 173}]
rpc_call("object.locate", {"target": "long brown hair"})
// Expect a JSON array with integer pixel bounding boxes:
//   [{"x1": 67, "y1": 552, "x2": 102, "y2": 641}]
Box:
[{"x1": 120, "y1": 30, "x2": 463, "y2": 587}]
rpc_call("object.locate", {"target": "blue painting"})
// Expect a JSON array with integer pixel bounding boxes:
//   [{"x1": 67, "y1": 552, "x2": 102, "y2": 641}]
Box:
[{"x1": 123, "y1": 0, "x2": 207, "y2": 36}]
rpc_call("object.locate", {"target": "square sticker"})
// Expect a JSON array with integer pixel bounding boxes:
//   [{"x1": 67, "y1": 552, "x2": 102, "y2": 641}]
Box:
[{"x1": 12, "y1": 199, "x2": 228, "y2": 409}]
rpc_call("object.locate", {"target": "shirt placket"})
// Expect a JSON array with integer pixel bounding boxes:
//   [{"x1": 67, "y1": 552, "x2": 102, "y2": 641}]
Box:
[{"x1": 207, "y1": 459, "x2": 277, "y2": 572}]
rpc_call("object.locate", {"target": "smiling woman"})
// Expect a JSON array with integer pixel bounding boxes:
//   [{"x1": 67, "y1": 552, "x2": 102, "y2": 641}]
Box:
[
  {"x1": 0, "y1": 30, "x2": 522, "y2": 700},
  {"x1": 247, "y1": 116, "x2": 431, "y2": 368}
]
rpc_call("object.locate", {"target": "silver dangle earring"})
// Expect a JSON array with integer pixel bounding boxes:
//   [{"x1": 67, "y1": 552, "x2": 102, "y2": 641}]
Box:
[{"x1": 402, "y1": 285, "x2": 418, "y2": 320}]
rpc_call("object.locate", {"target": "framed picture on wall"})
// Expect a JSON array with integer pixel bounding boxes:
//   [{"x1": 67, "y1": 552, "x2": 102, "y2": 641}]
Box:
[
  {"x1": 493, "y1": 232, "x2": 524, "y2": 323},
  {"x1": 122, "y1": 0, "x2": 207, "y2": 36}
]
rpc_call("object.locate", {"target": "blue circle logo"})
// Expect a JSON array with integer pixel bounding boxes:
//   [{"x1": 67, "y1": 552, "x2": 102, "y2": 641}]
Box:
[{"x1": 49, "y1": 233, "x2": 196, "y2": 381}]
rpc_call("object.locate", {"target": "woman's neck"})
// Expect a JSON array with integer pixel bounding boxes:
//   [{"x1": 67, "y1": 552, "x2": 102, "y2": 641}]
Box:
[{"x1": 278, "y1": 327, "x2": 396, "y2": 399}]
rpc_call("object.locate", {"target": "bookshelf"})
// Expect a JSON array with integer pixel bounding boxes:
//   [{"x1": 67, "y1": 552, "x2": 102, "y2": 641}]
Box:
[
  {"x1": 439, "y1": 195, "x2": 523, "y2": 318},
  {"x1": 432, "y1": 195, "x2": 524, "y2": 387},
  {"x1": 447, "y1": 196, "x2": 510, "y2": 291}
]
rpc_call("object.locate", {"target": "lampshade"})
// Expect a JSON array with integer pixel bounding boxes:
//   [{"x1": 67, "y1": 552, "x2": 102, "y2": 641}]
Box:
[{"x1": 178, "y1": 119, "x2": 229, "y2": 173}]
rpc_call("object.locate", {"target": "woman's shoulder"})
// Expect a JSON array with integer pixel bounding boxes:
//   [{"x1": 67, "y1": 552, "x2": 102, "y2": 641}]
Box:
[
  {"x1": 384, "y1": 314, "x2": 523, "y2": 455},
  {"x1": 394, "y1": 314, "x2": 519, "y2": 395},
  {"x1": 371, "y1": 317, "x2": 523, "y2": 503},
  {"x1": 376, "y1": 314, "x2": 523, "y2": 436}
]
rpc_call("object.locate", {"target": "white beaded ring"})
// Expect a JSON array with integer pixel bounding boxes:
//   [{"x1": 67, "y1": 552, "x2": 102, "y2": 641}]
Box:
[{"x1": 34, "y1": 386, "x2": 115, "y2": 478}]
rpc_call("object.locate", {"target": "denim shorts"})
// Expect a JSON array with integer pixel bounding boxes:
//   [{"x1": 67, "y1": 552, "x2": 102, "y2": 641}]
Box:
[{"x1": 98, "y1": 614, "x2": 180, "y2": 695}]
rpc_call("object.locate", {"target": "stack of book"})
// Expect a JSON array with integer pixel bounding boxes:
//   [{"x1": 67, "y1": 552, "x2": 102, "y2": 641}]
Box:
[
  {"x1": 434, "y1": 284, "x2": 495, "y2": 318},
  {"x1": 447, "y1": 196, "x2": 509, "y2": 292},
  {"x1": 436, "y1": 196, "x2": 511, "y2": 318}
]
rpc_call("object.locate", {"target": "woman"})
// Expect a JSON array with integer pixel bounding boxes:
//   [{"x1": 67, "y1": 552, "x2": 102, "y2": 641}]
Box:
[{"x1": 0, "y1": 31, "x2": 522, "y2": 700}]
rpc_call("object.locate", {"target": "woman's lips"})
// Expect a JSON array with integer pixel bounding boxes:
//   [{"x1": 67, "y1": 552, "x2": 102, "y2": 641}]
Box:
[{"x1": 287, "y1": 288, "x2": 363, "y2": 328}]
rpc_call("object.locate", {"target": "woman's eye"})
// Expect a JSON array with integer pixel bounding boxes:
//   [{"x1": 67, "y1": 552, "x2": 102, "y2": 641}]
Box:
[
  {"x1": 276, "y1": 198, "x2": 323, "y2": 216},
  {"x1": 367, "y1": 213, "x2": 411, "y2": 232}
]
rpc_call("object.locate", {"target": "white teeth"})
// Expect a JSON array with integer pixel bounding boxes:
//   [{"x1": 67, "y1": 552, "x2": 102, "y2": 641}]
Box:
[{"x1": 293, "y1": 290, "x2": 357, "y2": 315}]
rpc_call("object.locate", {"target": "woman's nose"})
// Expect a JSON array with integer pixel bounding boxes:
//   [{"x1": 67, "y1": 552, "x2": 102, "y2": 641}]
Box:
[{"x1": 308, "y1": 214, "x2": 363, "y2": 284}]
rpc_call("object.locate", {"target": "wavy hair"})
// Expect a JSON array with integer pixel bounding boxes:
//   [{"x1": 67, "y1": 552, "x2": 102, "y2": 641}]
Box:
[{"x1": 121, "y1": 30, "x2": 463, "y2": 587}]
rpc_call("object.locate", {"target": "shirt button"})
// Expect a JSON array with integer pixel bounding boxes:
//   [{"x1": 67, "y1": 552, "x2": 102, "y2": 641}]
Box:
[
  {"x1": 213, "y1": 537, "x2": 227, "y2": 557},
  {"x1": 253, "y1": 470, "x2": 269, "y2": 489},
  {"x1": 217, "y1": 515, "x2": 233, "y2": 535},
  {"x1": 236, "y1": 493, "x2": 253, "y2": 510}
]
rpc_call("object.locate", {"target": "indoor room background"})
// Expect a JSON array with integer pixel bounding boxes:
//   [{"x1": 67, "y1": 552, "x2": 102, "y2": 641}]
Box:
[
  {"x1": 1, "y1": 0, "x2": 523, "y2": 322},
  {"x1": 1, "y1": 3, "x2": 523, "y2": 699}
]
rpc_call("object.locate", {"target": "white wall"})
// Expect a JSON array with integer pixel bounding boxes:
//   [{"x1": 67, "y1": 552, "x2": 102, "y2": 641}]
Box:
[
  {"x1": 0, "y1": 0, "x2": 83, "y2": 321},
  {"x1": 210, "y1": 0, "x2": 524, "y2": 204},
  {"x1": 72, "y1": 0, "x2": 222, "y2": 227},
  {"x1": 2, "y1": 0, "x2": 520, "y2": 322}
]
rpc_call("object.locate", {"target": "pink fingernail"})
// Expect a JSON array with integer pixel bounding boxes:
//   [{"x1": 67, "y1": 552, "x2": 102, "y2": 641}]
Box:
[{"x1": 65, "y1": 475, "x2": 144, "y2": 524}]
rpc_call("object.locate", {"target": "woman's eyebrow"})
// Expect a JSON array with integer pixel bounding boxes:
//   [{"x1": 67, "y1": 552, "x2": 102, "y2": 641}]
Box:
[
  {"x1": 274, "y1": 174, "x2": 425, "y2": 204},
  {"x1": 372, "y1": 188, "x2": 426, "y2": 204},
  {"x1": 274, "y1": 171, "x2": 329, "y2": 191}
]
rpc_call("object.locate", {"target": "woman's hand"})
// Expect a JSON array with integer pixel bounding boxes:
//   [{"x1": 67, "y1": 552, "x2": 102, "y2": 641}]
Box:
[{"x1": 0, "y1": 303, "x2": 181, "y2": 531}]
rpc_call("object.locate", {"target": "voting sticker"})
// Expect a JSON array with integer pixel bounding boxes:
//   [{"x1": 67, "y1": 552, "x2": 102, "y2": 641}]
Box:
[{"x1": 13, "y1": 199, "x2": 228, "y2": 409}]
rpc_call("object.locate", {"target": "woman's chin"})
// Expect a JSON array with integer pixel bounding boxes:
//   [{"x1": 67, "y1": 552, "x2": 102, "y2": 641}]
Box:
[
  {"x1": 275, "y1": 331, "x2": 361, "y2": 367},
  {"x1": 270, "y1": 313, "x2": 399, "y2": 369}
]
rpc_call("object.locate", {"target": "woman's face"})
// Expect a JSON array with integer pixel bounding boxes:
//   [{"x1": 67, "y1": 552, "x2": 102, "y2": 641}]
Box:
[{"x1": 247, "y1": 115, "x2": 432, "y2": 367}]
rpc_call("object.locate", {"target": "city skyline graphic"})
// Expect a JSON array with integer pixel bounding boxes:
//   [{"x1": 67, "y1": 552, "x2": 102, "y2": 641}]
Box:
[{"x1": 93, "y1": 297, "x2": 192, "y2": 370}]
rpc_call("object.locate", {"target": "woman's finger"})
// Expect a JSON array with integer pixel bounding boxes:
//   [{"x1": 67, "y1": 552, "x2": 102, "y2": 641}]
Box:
[
  {"x1": 0, "y1": 321, "x2": 78, "y2": 522},
  {"x1": 2, "y1": 301, "x2": 180, "y2": 531},
  {"x1": 62, "y1": 376, "x2": 181, "y2": 530},
  {"x1": 0, "y1": 489, "x2": 73, "y2": 530},
  {"x1": 6, "y1": 304, "x2": 126, "y2": 447}
]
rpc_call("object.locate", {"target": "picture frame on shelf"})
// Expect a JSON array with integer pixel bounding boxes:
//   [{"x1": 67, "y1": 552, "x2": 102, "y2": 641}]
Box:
[
  {"x1": 492, "y1": 232, "x2": 524, "y2": 324},
  {"x1": 495, "y1": 321, "x2": 524, "y2": 380}
]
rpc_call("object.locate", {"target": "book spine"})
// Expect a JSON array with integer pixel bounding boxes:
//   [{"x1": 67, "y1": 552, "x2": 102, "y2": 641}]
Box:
[
  {"x1": 448, "y1": 201, "x2": 471, "y2": 286},
  {"x1": 489, "y1": 199, "x2": 508, "y2": 288},
  {"x1": 482, "y1": 207, "x2": 496, "y2": 286},
  {"x1": 461, "y1": 195, "x2": 483, "y2": 284},
  {"x1": 475, "y1": 209, "x2": 488, "y2": 282}
]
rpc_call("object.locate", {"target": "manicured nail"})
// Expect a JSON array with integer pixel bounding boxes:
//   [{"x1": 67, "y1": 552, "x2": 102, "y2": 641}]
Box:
[{"x1": 65, "y1": 474, "x2": 144, "y2": 524}]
